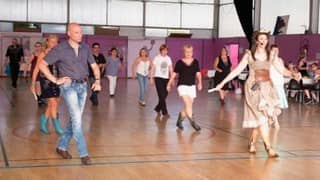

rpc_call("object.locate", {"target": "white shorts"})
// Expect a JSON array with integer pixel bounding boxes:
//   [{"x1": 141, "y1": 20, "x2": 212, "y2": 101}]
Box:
[{"x1": 177, "y1": 85, "x2": 196, "y2": 98}]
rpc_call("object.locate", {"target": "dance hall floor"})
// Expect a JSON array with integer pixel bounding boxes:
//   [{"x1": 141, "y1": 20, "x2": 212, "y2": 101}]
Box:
[{"x1": 0, "y1": 78, "x2": 320, "y2": 180}]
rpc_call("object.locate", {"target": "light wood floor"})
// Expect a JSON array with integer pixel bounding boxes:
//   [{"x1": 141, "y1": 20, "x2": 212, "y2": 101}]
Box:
[{"x1": 0, "y1": 78, "x2": 320, "y2": 180}]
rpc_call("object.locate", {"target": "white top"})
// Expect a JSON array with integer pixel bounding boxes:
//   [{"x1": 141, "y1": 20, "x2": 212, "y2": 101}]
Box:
[
  {"x1": 136, "y1": 60, "x2": 151, "y2": 76},
  {"x1": 207, "y1": 70, "x2": 216, "y2": 78},
  {"x1": 302, "y1": 77, "x2": 314, "y2": 85},
  {"x1": 153, "y1": 54, "x2": 172, "y2": 79},
  {"x1": 270, "y1": 58, "x2": 284, "y2": 86}
]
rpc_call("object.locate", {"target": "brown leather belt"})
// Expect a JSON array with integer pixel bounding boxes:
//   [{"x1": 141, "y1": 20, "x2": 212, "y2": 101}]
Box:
[{"x1": 254, "y1": 69, "x2": 270, "y2": 82}]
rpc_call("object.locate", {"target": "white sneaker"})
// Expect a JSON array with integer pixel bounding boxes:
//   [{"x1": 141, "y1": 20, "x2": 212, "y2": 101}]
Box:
[{"x1": 138, "y1": 100, "x2": 146, "y2": 106}]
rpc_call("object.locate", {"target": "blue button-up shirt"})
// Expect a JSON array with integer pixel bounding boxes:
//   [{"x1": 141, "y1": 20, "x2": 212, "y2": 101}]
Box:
[
  {"x1": 44, "y1": 40, "x2": 95, "y2": 80},
  {"x1": 106, "y1": 57, "x2": 121, "y2": 76}
]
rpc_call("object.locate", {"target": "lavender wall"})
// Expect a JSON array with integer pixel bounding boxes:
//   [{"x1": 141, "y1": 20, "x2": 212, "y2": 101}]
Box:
[
  {"x1": 203, "y1": 39, "x2": 214, "y2": 69},
  {"x1": 166, "y1": 37, "x2": 249, "y2": 70},
  {"x1": 215, "y1": 34, "x2": 320, "y2": 65},
  {"x1": 166, "y1": 38, "x2": 204, "y2": 66},
  {"x1": 276, "y1": 34, "x2": 320, "y2": 64},
  {"x1": 42, "y1": 33, "x2": 320, "y2": 77},
  {"x1": 275, "y1": 35, "x2": 302, "y2": 64},
  {"x1": 212, "y1": 37, "x2": 249, "y2": 61}
]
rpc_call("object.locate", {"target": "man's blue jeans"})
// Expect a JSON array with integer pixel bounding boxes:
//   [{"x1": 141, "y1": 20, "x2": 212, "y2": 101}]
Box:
[
  {"x1": 137, "y1": 73, "x2": 148, "y2": 101},
  {"x1": 58, "y1": 82, "x2": 88, "y2": 157}
]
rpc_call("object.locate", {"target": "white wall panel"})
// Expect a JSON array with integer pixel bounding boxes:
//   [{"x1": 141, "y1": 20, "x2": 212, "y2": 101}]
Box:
[
  {"x1": 41, "y1": 24, "x2": 66, "y2": 33},
  {"x1": 146, "y1": 0, "x2": 180, "y2": 2},
  {"x1": 70, "y1": 0, "x2": 107, "y2": 24},
  {"x1": 145, "y1": 28, "x2": 168, "y2": 37},
  {"x1": 108, "y1": 1, "x2": 143, "y2": 26},
  {"x1": 28, "y1": 0, "x2": 67, "y2": 23},
  {"x1": 145, "y1": 2, "x2": 180, "y2": 28},
  {"x1": 0, "y1": 0, "x2": 27, "y2": 21},
  {"x1": 182, "y1": 0, "x2": 214, "y2": 3},
  {"x1": 181, "y1": 4, "x2": 213, "y2": 29}
]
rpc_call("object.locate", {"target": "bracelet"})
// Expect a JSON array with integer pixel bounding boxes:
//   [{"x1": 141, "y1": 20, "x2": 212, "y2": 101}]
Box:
[{"x1": 31, "y1": 82, "x2": 36, "y2": 86}]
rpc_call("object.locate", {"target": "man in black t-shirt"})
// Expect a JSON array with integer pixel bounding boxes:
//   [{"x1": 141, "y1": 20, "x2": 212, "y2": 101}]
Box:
[
  {"x1": 5, "y1": 38, "x2": 24, "y2": 88},
  {"x1": 89, "y1": 42, "x2": 106, "y2": 105}
]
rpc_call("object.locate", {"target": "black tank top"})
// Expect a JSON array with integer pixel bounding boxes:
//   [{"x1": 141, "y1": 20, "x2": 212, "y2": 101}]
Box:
[{"x1": 299, "y1": 61, "x2": 308, "y2": 77}]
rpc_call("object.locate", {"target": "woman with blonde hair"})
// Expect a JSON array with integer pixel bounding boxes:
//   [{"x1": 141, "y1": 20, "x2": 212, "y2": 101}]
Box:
[
  {"x1": 167, "y1": 44, "x2": 202, "y2": 131},
  {"x1": 132, "y1": 47, "x2": 152, "y2": 106},
  {"x1": 30, "y1": 35, "x2": 63, "y2": 135}
]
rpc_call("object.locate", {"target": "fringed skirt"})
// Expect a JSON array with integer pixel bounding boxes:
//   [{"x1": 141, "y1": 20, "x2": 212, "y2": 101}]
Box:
[{"x1": 242, "y1": 80, "x2": 281, "y2": 128}]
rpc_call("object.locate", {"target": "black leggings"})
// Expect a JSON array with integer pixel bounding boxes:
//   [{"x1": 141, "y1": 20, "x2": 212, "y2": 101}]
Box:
[
  {"x1": 9, "y1": 63, "x2": 20, "y2": 87},
  {"x1": 154, "y1": 77, "x2": 169, "y2": 115}
]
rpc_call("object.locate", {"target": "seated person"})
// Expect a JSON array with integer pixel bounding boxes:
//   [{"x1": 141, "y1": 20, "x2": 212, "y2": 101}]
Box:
[
  {"x1": 288, "y1": 61, "x2": 298, "y2": 73},
  {"x1": 287, "y1": 61, "x2": 313, "y2": 104},
  {"x1": 310, "y1": 63, "x2": 320, "y2": 80},
  {"x1": 302, "y1": 63, "x2": 320, "y2": 104}
]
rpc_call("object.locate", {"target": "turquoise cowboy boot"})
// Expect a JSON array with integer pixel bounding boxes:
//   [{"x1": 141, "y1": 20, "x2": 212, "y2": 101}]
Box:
[
  {"x1": 52, "y1": 118, "x2": 64, "y2": 135},
  {"x1": 39, "y1": 114, "x2": 49, "y2": 134}
]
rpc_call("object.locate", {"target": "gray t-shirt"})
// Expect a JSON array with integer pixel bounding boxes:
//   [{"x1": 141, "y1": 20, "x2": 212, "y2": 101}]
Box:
[
  {"x1": 44, "y1": 41, "x2": 95, "y2": 80},
  {"x1": 106, "y1": 57, "x2": 121, "y2": 76}
]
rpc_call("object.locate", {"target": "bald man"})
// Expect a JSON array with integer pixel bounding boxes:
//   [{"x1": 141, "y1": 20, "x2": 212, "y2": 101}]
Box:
[{"x1": 39, "y1": 23, "x2": 101, "y2": 165}]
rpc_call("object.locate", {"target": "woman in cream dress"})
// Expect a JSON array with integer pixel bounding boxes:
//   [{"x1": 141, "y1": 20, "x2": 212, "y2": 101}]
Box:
[{"x1": 213, "y1": 31, "x2": 300, "y2": 158}]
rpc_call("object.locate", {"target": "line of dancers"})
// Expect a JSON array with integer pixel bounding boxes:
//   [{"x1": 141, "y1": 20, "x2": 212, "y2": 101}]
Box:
[{"x1": 10, "y1": 23, "x2": 301, "y2": 165}]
